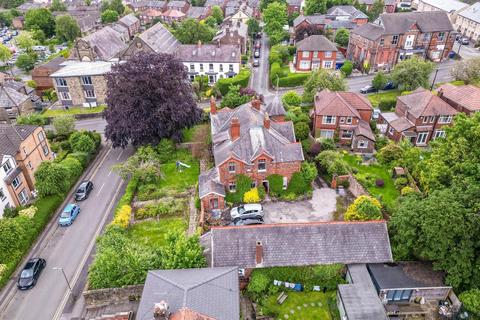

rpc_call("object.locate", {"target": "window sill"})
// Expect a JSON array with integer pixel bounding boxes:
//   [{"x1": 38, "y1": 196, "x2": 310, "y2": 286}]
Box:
[{"x1": 258, "y1": 169, "x2": 267, "y2": 173}]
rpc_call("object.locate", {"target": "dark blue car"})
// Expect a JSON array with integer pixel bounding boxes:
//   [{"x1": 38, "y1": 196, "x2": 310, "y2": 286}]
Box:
[{"x1": 58, "y1": 203, "x2": 80, "y2": 226}]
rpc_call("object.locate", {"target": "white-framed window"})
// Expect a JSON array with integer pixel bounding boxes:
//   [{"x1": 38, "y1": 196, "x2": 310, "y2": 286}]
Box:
[
  {"x1": 258, "y1": 159, "x2": 266, "y2": 172},
  {"x1": 341, "y1": 130, "x2": 353, "y2": 139},
  {"x1": 84, "y1": 90, "x2": 96, "y2": 98},
  {"x1": 37, "y1": 131, "x2": 45, "y2": 142},
  {"x1": 346, "y1": 116, "x2": 352, "y2": 124},
  {"x1": 189, "y1": 63, "x2": 194, "y2": 71},
  {"x1": 357, "y1": 140, "x2": 368, "y2": 149},
  {"x1": 199, "y1": 63, "x2": 204, "y2": 71},
  {"x1": 339, "y1": 117, "x2": 345, "y2": 124},
  {"x1": 60, "y1": 91, "x2": 71, "y2": 100},
  {"x1": 229, "y1": 64, "x2": 233, "y2": 72},
  {"x1": 391, "y1": 35, "x2": 399, "y2": 45},
  {"x1": 320, "y1": 130, "x2": 334, "y2": 139},
  {"x1": 434, "y1": 130, "x2": 446, "y2": 139},
  {"x1": 302, "y1": 50, "x2": 309, "y2": 58},
  {"x1": 2, "y1": 161, "x2": 12, "y2": 174},
  {"x1": 438, "y1": 32, "x2": 445, "y2": 41},
  {"x1": 422, "y1": 116, "x2": 428, "y2": 124},
  {"x1": 42, "y1": 144, "x2": 49, "y2": 156},
  {"x1": 416, "y1": 132, "x2": 429, "y2": 145},
  {"x1": 429, "y1": 116, "x2": 435, "y2": 123},
  {"x1": 300, "y1": 60, "x2": 311, "y2": 69},
  {"x1": 438, "y1": 115, "x2": 452, "y2": 123},
  {"x1": 388, "y1": 127, "x2": 395, "y2": 135},
  {"x1": 325, "y1": 51, "x2": 332, "y2": 58},
  {"x1": 313, "y1": 51, "x2": 318, "y2": 57},
  {"x1": 219, "y1": 64, "x2": 223, "y2": 72},
  {"x1": 322, "y1": 115, "x2": 336, "y2": 124},
  {"x1": 0, "y1": 188, "x2": 6, "y2": 201},
  {"x1": 228, "y1": 161, "x2": 236, "y2": 173},
  {"x1": 323, "y1": 61, "x2": 333, "y2": 68},
  {"x1": 18, "y1": 189, "x2": 28, "y2": 205},
  {"x1": 12, "y1": 176, "x2": 21, "y2": 189},
  {"x1": 209, "y1": 63, "x2": 214, "y2": 71},
  {"x1": 55, "y1": 78, "x2": 67, "y2": 87},
  {"x1": 81, "y1": 76, "x2": 92, "y2": 85},
  {"x1": 228, "y1": 182, "x2": 236, "y2": 192}
]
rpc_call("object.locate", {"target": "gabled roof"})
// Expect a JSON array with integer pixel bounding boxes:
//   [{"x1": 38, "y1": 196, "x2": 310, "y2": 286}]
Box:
[
  {"x1": 138, "y1": 23, "x2": 180, "y2": 54},
  {"x1": 458, "y1": 2, "x2": 480, "y2": 23},
  {"x1": 0, "y1": 86, "x2": 30, "y2": 110},
  {"x1": 397, "y1": 88, "x2": 458, "y2": 118},
  {"x1": 136, "y1": 267, "x2": 239, "y2": 320},
  {"x1": 187, "y1": 6, "x2": 209, "y2": 19},
  {"x1": 119, "y1": 13, "x2": 139, "y2": 27},
  {"x1": 130, "y1": 0, "x2": 166, "y2": 8},
  {"x1": 356, "y1": 119, "x2": 376, "y2": 141},
  {"x1": 327, "y1": 5, "x2": 367, "y2": 20},
  {"x1": 51, "y1": 61, "x2": 113, "y2": 77},
  {"x1": 175, "y1": 44, "x2": 240, "y2": 63},
  {"x1": 293, "y1": 14, "x2": 327, "y2": 28},
  {"x1": 314, "y1": 89, "x2": 373, "y2": 117},
  {"x1": 265, "y1": 94, "x2": 286, "y2": 116},
  {"x1": 0, "y1": 125, "x2": 37, "y2": 157},
  {"x1": 161, "y1": 8, "x2": 186, "y2": 18},
  {"x1": 199, "y1": 168, "x2": 225, "y2": 198},
  {"x1": 419, "y1": 0, "x2": 469, "y2": 13},
  {"x1": 201, "y1": 221, "x2": 393, "y2": 268},
  {"x1": 213, "y1": 22, "x2": 248, "y2": 41},
  {"x1": 81, "y1": 26, "x2": 127, "y2": 60},
  {"x1": 296, "y1": 34, "x2": 338, "y2": 52},
  {"x1": 167, "y1": 0, "x2": 188, "y2": 8},
  {"x1": 438, "y1": 83, "x2": 480, "y2": 113}
]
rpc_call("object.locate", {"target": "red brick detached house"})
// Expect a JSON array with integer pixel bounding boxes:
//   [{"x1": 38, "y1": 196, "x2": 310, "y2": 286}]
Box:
[
  {"x1": 199, "y1": 97, "x2": 304, "y2": 211},
  {"x1": 378, "y1": 88, "x2": 458, "y2": 146},
  {"x1": 437, "y1": 84, "x2": 480, "y2": 115},
  {"x1": 347, "y1": 11, "x2": 455, "y2": 71},
  {"x1": 294, "y1": 35, "x2": 337, "y2": 71},
  {"x1": 311, "y1": 89, "x2": 376, "y2": 153}
]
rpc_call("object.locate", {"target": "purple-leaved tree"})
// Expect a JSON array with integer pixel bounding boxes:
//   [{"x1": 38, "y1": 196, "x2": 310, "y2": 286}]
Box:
[{"x1": 104, "y1": 52, "x2": 202, "y2": 148}]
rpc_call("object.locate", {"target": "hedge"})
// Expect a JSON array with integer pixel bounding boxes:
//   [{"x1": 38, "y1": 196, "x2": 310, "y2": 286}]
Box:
[
  {"x1": 269, "y1": 62, "x2": 288, "y2": 84},
  {"x1": 277, "y1": 73, "x2": 310, "y2": 87},
  {"x1": 216, "y1": 69, "x2": 251, "y2": 96},
  {"x1": 267, "y1": 174, "x2": 284, "y2": 197},
  {"x1": 378, "y1": 99, "x2": 397, "y2": 111}
]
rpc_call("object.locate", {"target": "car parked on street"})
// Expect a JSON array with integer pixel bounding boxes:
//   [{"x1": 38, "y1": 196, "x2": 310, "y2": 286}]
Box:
[
  {"x1": 230, "y1": 203, "x2": 264, "y2": 220},
  {"x1": 17, "y1": 258, "x2": 46, "y2": 290},
  {"x1": 254, "y1": 50, "x2": 260, "y2": 58},
  {"x1": 383, "y1": 80, "x2": 396, "y2": 90},
  {"x1": 460, "y1": 37, "x2": 470, "y2": 45},
  {"x1": 230, "y1": 217, "x2": 264, "y2": 226},
  {"x1": 74, "y1": 180, "x2": 94, "y2": 201},
  {"x1": 360, "y1": 85, "x2": 377, "y2": 94},
  {"x1": 58, "y1": 203, "x2": 80, "y2": 226},
  {"x1": 253, "y1": 59, "x2": 260, "y2": 67}
]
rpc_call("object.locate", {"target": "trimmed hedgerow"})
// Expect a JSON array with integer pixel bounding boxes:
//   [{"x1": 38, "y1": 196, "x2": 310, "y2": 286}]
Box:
[
  {"x1": 216, "y1": 69, "x2": 251, "y2": 96},
  {"x1": 267, "y1": 174, "x2": 284, "y2": 197}
]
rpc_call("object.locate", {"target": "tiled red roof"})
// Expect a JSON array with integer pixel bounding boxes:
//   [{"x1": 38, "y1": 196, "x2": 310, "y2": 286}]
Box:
[
  {"x1": 398, "y1": 88, "x2": 458, "y2": 118},
  {"x1": 314, "y1": 89, "x2": 373, "y2": 116},
  {"x1": 438, "y1": 83, "x2": 480, "y2": 113}
]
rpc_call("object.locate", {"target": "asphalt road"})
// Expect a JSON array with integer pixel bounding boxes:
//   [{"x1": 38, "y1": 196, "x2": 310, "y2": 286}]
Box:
[
  {"x1": 0, "y1": 142, "x2": 133, "y2": 320},
  {"x1": 250, "y1": 33, "x2": 271, "y2": 96}
]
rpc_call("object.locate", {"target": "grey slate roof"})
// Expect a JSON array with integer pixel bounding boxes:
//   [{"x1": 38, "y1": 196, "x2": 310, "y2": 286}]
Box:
[
  {"x1": 327, "y1": 5, "x2": 368, "y2": 19},
  {"x1": 130, "y1": 0, "x2": 166, "y2": 8},
  {"x1": 287, "y1": 0, "x2": 302, "y2": 6},
  {"x1": 0, "y1": 124, "x2": 37, "y2": 157},
  {"x1": 187, "y1": 6, "x2": 208, "y2": 18},
  {"x1": 138, "y1": 23, "x2": 180, "y2": 54},
  {"x1": 338, "y1": 264, "x2": 388, "y2": 320},
  {"x1": 199, "y1": 167, "x2": 225, "y2": 198},
  {"x1": 82, "y1": 26, "x2": 127, "y2": 60},
  {"x1": 0, "y1": 86, "x2": 30, "y2": 110},
  {"x1": 119, "y1": 13, "x2": 139, "y2": 27},
  {"x1": 175, "y1": 44, "x2": 240, "y2": 63},
  {"x1": 136, "y1": 267, "x2": 239, "y2": 320},
  {"x1": 293, "y1": 14, "x2": 327, "y2": 28},
  {"x1": 167, "y1": 0, "x2": 187, "y2": 8},
  {"x1": 210, "y1": 102, "x2": 302, "y2": 167},
  {"x1": 458, "y1": 2, "x2": 480, "y2": 23},
  {"x1": 51, "y1": 61, "x2": 113, "y2": 77},
  {"x1": 296, "y1": 35, "x2": 338, "y2": 52},
  {"x1": 419, "y1": 0, "x2": 468, "y2": 13},
  {"x1": 265, "y1": 94, "x2": 286, "y2": 116},
  {"x1": 351, "y1": 23, "x2": 385, "y2": 41},
  {"x1": 201, "y1": 221, "x2": 393, "y2": 268},
  {"x1": 213, "y1": 22, "x2": 248, "y2": 42}
]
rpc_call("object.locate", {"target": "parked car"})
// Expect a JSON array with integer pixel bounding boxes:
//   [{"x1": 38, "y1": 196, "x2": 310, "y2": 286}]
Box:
[
  {"x1": 460, "y1": 37, "x2": 469, "y2": 45},
  {"x1": 253, "y1": 59, "x2": 260, "y2": 67},
  {"x1": 58, "y1": 203, "x2": 80, "y2": 226},
  {"x1": 372, "y1": 108, "x2": 381, "y2": 120},
  {"x1": 383, "y1": 80, "x2": 396, "y2": 90},
  {"x1": 74, "y1": 180, "x2": 94, "y2": 201},
  {"x1": 254, "y1": 50, "x2": 260, "y2": 58},
  {"x1": 360, "y1": 85, "x2": 377, "y2": 94},
  {"x1": 17, "y1": 258, "x2": 46, "y2": 290},
  {"x1": 255, "y1": 41, "x2": 261, "y2": 49},
  {"x1": 230, "y1": 217, "x2": 264, "y2": 226},
  {"x1": 230, "y1": 203, "x2": 264, "y2": 220}
]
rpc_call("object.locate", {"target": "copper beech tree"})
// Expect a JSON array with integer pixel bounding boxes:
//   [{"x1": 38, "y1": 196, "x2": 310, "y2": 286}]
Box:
[{"x1": 104, "y1": 52, "x2": 202, "y2": 148}]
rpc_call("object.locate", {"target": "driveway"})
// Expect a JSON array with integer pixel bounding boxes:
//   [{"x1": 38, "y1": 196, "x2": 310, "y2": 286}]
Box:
[{"x1": 263, "y1": 187, "x2": 337, "y2": 223}]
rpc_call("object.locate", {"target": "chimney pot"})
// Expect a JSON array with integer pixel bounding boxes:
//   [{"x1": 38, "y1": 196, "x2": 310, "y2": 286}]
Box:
[
  {"x1": 210, "y1": 95, "x2": 217, "y2": 114},
  {"x1": 255, "y1": 241, "x2": 263, "y2": 266},
  {"x1": 251, "y1": 96, "x2": 261, "y2": 110},
  {"x1": 264, "y1": 112, "x2": 270, "y2": 129},
  {"x1": 153, "y1": 301, "x2": 170, "y2": 320},
  {"x1": 230, "y1": 117, "x2": 240, "y2": 141}
]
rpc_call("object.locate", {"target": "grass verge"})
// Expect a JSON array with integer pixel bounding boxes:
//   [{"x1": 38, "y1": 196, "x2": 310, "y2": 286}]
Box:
[{"x1": 43, "y1": 105, "x2": 106, "y2": 117}]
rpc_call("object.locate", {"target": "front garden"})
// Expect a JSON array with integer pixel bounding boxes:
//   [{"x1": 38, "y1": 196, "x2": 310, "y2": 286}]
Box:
[
  {"x1": 269, "y1": 44, "x2": 310, "y2": 88},
  {"x1": 42, "y1": 105, "x2": 106, "y2": 117}
]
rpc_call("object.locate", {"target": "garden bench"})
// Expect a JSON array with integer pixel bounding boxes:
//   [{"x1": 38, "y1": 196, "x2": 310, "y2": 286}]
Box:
[{"x1": 276, "y1": 291, "x2": 288, "y2": 305}]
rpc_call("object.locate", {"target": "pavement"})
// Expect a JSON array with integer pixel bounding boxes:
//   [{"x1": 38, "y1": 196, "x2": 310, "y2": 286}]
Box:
[
  {"x1": 250, "y1": 34, "x2": 270, "y2": 96},
  {"x1": 0, "y1": 141, "x2": 134, "y2": 320},
  {"x1": 453, "y1": 41, "x2": 480, "y2": 60},
  {"x1": 263, "y1": 187, "x2": 337, "y2": 223}
]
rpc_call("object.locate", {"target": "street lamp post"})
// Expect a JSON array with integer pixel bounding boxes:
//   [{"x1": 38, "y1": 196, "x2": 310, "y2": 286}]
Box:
[
  {"x1": 53, "y1": 267, "x2": 73, "y2": 295},
  {"x1": 430, "y1": 68, "x2": 439, "y2": 91}
]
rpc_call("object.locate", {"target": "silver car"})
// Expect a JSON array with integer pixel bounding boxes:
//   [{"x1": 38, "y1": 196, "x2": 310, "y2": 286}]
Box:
[{"x1": 230, "y1": 204, "x2": 264, "y2": 220}]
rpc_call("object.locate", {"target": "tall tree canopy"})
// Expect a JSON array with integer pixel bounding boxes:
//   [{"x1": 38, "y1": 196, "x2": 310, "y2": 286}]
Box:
[
  {"x1": 173, "y1": 18, "x2": 216, "y2": 44},
  {"x1": 334, "y1": 28, "x2": 349, "y2": 47},
  {"x1": 302, "y1": 68, "x2": 347, "y2": 102},
  {"x1": 263, "y1": 2, "x2": 288, "y2": 45},
  {"x1": 24, "y1": 8, "x2": 55, "y2": 37},
  {"x1": 391, "y1": 56, "x2": 435, "y2": 91},
  {"x1": 101, "y1": 9, "x2": 119, "y2": 23},
  {"x1": 367, "y1": 0, "x2": 384, "y2": 21},
  {"x1": 50, "y1": 0, "x2": 67, "y2": 11},
  {"x1": 260, "y1": 0, "x2": 285, "y2": 11},
  {"x1": 247, "y1": 18, "x2": 260, "y2": 36},
  {"x1": 56, "y1": 14, "x2": 81, "y2": 42},
  {"x1": 211, "y1": 5, "x2": 223, "y2": 24},
  {"x1": 104, "y1": 52, "x2": 202, "y2": 148},
  {"x1": 101, "y1": 0, "x2": 124, "y2": 14}
]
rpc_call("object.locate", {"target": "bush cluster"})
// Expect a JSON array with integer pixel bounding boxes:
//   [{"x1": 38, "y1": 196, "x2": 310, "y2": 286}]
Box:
[
  {"x1": 225, "y1": 174, "x2": 254, "y2": 204},
  {"x1": 216, "y1": 69, "x2": 251, "y2": 95},
  {"x1": 315, "y1": 150, "x2": 351, "y2": 180},
  {"x1": 277, "y1": 73, "x2": 309, "y2": 87},
  {"x1": 243, "y1": 188, "x2": 260, "y2": 203},
  {"x1": 459, "y1": 289, "x2": 480, "y2": 317},
  {"x1": 112, "y1": 205, "x2": 132, "y2": 229},
  {"x1": 135, "y1": 199, "x2": 187, "y2": 220},
  {"x1": 344, "y1": 195, "x2": 382, "y2": 221},
  {"x1": 378, "y1": 99, "x2": 397, "y2": 111}
]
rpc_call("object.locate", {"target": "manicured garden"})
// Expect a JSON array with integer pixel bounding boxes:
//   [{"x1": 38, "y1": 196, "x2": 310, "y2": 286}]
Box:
[
  {"x1": 42, "y1": 105, "x2": 106, "y2": 117},
  {"x1": 366, "y1": 90, "x2": 401, "y2": 111},
  {"x1": 269, "y1": 44, "x2": 310, "y2": 88}
]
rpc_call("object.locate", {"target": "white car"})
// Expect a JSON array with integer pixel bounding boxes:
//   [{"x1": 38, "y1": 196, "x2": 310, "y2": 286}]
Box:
[{"x1": 230, "y1": 204, "x2": 264, "y2": 220}]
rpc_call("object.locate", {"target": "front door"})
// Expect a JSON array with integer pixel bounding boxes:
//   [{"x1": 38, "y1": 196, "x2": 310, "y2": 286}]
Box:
[
  {"x1": 210, "y1": 198, "x2": 218, "y2": 209},
  {"x1": 262, "y1": 180, "x2": 269, "y2": 193}
]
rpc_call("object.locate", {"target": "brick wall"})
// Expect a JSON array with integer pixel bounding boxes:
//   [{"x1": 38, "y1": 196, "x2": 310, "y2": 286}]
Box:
[{"x1": 83, "y1": 284, "x2": 144, "y2": 308}]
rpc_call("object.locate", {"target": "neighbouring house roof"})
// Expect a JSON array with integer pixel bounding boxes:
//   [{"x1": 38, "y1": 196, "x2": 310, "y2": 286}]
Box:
[
  {"x1": 314, "y1": 89, "x2": 373, "y2": 117},
  {"x1": 175, "y1": 44, "x2": 240, "y2": 63},
  {"x1": 161, "y1": 8, "x2": 186, "y2": 18},
  {"x1": 205, "y1": 0, "x2": 225, "y2": 8},
  {"x1": 75, "y1": 14, "x2": 99, "y2": 33},
  {"x1": 199, "y1": 167, "x2": 225, "y2": 198},
  {"x1": 80, "y1": 26, "x2": 128, "y2": 60},
  {"x1": 0, "y1": 124, "x2": 37, "y2": 157},
  {"x1": 136, "y1": 267, "x2": 240, "y2": 320},
  {"x1": 209, "y1": 101, "x2": 303, "y2": 167},
  {"x1": 357, "y1": 0, "x2": 395, "y2": 5},
  {"x1": 293, "y1": 14, "x2": 327, "y2": 28},
  {"x1": 398, "y1": 88, "x2": 458, "y2": 118},
  {"x1": 327, "y1": 20, "x2": 357, "y2": 30},
  {"x1": 17, "y1": 2, "x2": 47, "y2": 11},
  {"x1": 327, "y1": 5, "x2": 368, "y2": 20},
  {"x1": 419, "y1": 0, "x2": 469, "y2": 13},
  {"x1": 201, "y1": 221, "x2": 393, "y2": 268},
  {"x1": 213, "y1": 22, "x2": 248, "y2": 42},
  {"x1": 0, "y1": 86, "x2": 31, "y2": 111},
  {"x1": 296, "y1": 34, "x2": 338, "y2": 52},
  {"x1": 350, "y1": 23, "x2": 385, "y2": 41},
  {"x1": 130, "y1": 0, "x2": 166, "y2": 9},
  {"x1": 265, "y1": 94, "x2": 286, "y2": 117},
  {"x1": 119, "y1": 13, "x2": 139, "y2": 27},
  {"x1": 287, "y1": 0, "x2": 302, "y2": 6},
  {"x1": 138, "y1": 23, "x2": 180, "y2": 54},
  {"x1": 170, "y1": 308, "x2": 215, "y2": 320},
  {"x1": 338, "y1": 264, "x2": 388, "y2": 320},
  {"x1": 187, "y1": 6, "x2": 208, "y2": 19},
  {"x1": 356, "y1": 119, "x2": 376, "y2": 141},
  {"x1": 111, "y1": 23, "x2": 128, "y2": 36},
  {"x1": 142, "y1": 8, "x2": 163, "y2": 17},
  {"x1": 51, "y1": 61, "x2": 113, "y2": 77},
  {"x1": 458, "y1": 2, "x2": 480, "y2": 23},
  {"x1": 438, "y1": 83, "x2": 480, "y2": 113}
]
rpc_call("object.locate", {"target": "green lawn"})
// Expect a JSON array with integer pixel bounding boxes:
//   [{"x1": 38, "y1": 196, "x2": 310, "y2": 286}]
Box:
[
  {"x1": 43, "y1": 105, "x2": 106, "y2": 117},
  {"x1": 366, "y1": 90, "x2": 401, "y2": 108},
  {"x1": 262, "y1": 291, "x2": 338, "y2": 320},
  {"x1": 343, "y1": 154, "x2": 399, "y2": 208},
  {"x1": 128, "y1": 217, "x2": 187, "y2": 247}
]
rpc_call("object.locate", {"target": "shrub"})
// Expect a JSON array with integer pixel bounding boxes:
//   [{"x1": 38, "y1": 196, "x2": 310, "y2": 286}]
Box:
[
  {"x1": 459, "y1": 289, "x2": 480, "y2": 317},
  {"x1": 35, "y1": 161, "x2": 69, "y2": 197},
  {"x1": 18, "y1": 206, "x2": 37, "y2": 219},
  {"x1": 286, "y1": 172, "x2": 308, "y2": 195},
  {"x1": 278, "y1": 73, "x2": 309, "y2": 87},
  {"x1": 344, "y1": 195, "x2": 382, "y2": 221},
  {"x1": 60, "y1": 157, "x2": 83, "y2": 180},
  {"x1": 269, "y1": 62, "x2": 286, "y2": 84},
  {"x1": 52, "y1": 115, "x2": 75, "y2": 138},
  {"x1": 16, "y1": 113, "x2": 47, "y2": 126},
  {"x1": 375, "y1": 135, "x2": 388, "y2": 151},
  {"x1": 0, "y1": 264, "x2": 6, "y2": 278},
  {"x1": 156, "y1": 139, "x2": 176, "y2": 163},
  {"x1": 377, "y1": 142, "x2": 404, "y2": 165},
  {"x1": 315, "y1": 150, "x2": 350, "y2": 178},
  {"x1": 112, "y1": 205, "x2": 131, "y2": 229},
  {"x1": 301, "y1": 139, "x2": 311, "y2": 156},
  {"x1": 216, "y1": 69, "x2": 250, "y2": 95},
  {"x1": 340, "y1": 60, "x2": 353, "y2": 77},
  {"x1": 69, "y1": 132, "x2": 96, "y2": 154},
  {"x1": 355, "y1": 172, "x2": 375, "y2": 188},
  {"x1": 378, "y1": 99, "x2": 397, "y2": 111},
  {"x1": 67, "y1": 152, "x2": 90, "y2": 168},
  {"x1": 320, "y1": 138, "x2": 335, "y2": 151},
  {"x1": 135, "y1": 200, "x2": 186, "y2": 220},
  {"x1": 246, "y1": 272, "x2": 270, "y2": 301},
  {"x1": 116, "y1": 177, "x2": 138, "y2": 211},
  {"x1": 394, "y1": 177, "x2": 408, "y2": 190},
  {"x1": 282, "y1": 90, "x2": 301, "y2": 107},
  {"x1": 225, "y1": 174, "x2": 253, "y2": 204},
  {"x1": 400, "y1": 186, "x2": 415, "y2": 196},
  {"x1": 267, "y1": 174, "x2": 284, "y2": 197},
  {"x1": 243, "y1": 188, "x2": 260, "y2": 203},
  {"x1": 294, "y1": 121, "x2": 310, "y2": 141},
  {"x1": 338, "y1": 179, "x2": 350, "y2": 188},
  {"x1": 3, "y1": 206, "x2": 19, "y2": 218},
  {"x1": 309, "y1": 142, "x2": 321, "y2": 157},
  {"x1": 375, "y1": 179, "x2": 385, "y2": 187},
  {"x1": 0, "y1": 216, "x2": 33, "y2": 263},
  {"x1": 281, "y1": 192, "x2": 297, "y2": 201},
  {"x1": 301, "y1": 161, "x2": 318, "y2": 184}
]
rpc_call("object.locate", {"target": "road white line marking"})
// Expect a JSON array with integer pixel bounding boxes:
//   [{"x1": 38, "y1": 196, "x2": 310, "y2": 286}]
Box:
[
  {"x1": 96, "y1": 182, "x2": 105, "y2": 196},
  {"x1": 116, "y1": 149, "x2": 124, "y2": 161},
  {"x1": 107, "y1": 170, "x2": 112, "y2": 177}
]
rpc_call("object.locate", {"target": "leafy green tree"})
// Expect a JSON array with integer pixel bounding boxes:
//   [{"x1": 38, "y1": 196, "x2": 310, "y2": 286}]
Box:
[
  {"x1": 305, "y1": 0, "x2": 327, "y2": 14},
  {"x1": 0, "y1": 216, "x2": 33, "y2": 263},
  {"x1": 160, "y1": 231, "x2": 207, "y2": 269},
  {"x1": 50, "y1": 0, "x2": 67, "y2": 11},
  {"x1": 53, "y1": 115, "x2": 75, "y2": 137},
  {"x1": 112, "y1": 145, "x2": 163, "y2": 183},
  {"x1": 302, "y1": 68, "x2": 347, "y2": 102},
  {"x1": 173, "y1": 18, "x2": 216, "y2": 44},
  {"x1": 16, "y1": 113, "x2": 47, "y2": 126},
  {"x1": 61, "y1": 156, "x2": 83, "y2": 179},
  {"x1": 69, "y1": 132, "x2": 96, "y2": 153},
  {"x1": 294, "y1": 121, "x2": 310, "y2": 141},
  {"x1": 391, "y1": 56, "x2": 435, "y2": 91},
  {"x1": 372, "y1": 71, "x2": 388, "y2": 90},
  {"x1": 15, "y1": 53, "x2": 36, "y2": 71},
  {"x1": 459, "y1": 289, "x2": 480, "y2": 318},
  {"x1": 282, "y1": 91, "x2": 301, "y2": 107},
  {"x1": 340, "y1": 60, "x2": 353, "y2": 77},
  {"x1": 24, "y1": 8, "x2": 56, "y2": 37},
  {"x1": 260, "y1": 0, "x2": 286, "y2": 11},
  {"x1": 301, "y1": 161, "x2": 318, "y2": 184},
  {"x1": 31, "y1": 29, "x2": 46, "y2": 44},
  {"x1": 263, "y1": 2, "x2": 287, "y2": 45},
  {"x1": 0, "y1": 11, "x2": 13, "y2": 27},
  {"x1": 101, "y1": 9, "x2": 119, "y2": 23},
  {"x1": 367, "y1": 0, "x2": 384, "y2": 21},
  {"x1": 55, "y1": 15, "x2": 81, "y2": 42},
  {"x1": 34, "y1": 161, "x2": 69, "y2": 196},
  {"x1": 15, "y1": 31, "x2": 36, "y2": 51},
  {"x1": 247, "y1": 18, "x2": 260, "y2": 36},
  {"x1": 101, "y1": 0, "x2": 124, "y2": 14},
  {"x1": 204, "y1": 15, "x2": 217, "y2": 28},
  {"x1": 220, "y1": 84, "x2": 249, "y2": 108},
  {"x1": 334, "y1": 27, "x2": 349, "y2": 47},
  {"x1": 344, "y1": 195, "x2": 382, "y2": 221},
  {"x1": 0, "y1": 43, "x2": 12, "y2": 66},
  {"x1": 315, "y1": 150, "x2": 351, "y2": 177},
  {"x1": 451, "y1": 57, "x2": 480, "y2": 84},
  {"x1": 211, "y1": 5, "x2": 223, "y2": 24}
]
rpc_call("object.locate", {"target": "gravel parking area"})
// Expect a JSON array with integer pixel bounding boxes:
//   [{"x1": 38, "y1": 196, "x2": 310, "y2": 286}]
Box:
[{"x1": 263, "y1": 187, "x2": 337, "y2": 224}]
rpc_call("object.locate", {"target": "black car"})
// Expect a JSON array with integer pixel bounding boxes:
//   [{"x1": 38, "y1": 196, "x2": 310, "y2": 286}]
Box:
[
  {"x1": 383, "y1": 80, "x2": 396, "y2": 90},
  {"x1": 17, "y1": 258, "x2": 46, "y2": 290},
  {"x1": 230, "y1": 217, "x2": 264, "y2": 226},
  {"x1": 74, "y1": 180, "x2": 94, "y2": 201}
]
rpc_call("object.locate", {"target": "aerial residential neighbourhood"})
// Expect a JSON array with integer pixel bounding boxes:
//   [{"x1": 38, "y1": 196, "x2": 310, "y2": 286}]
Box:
[{"x1": 2, "y1": 0, "x2": 480, "y2": 319}]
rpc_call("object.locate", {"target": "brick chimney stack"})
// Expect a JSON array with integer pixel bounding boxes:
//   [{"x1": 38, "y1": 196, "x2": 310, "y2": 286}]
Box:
[
  {"x1": 230, "y1": 117, "x2": 240, "y2": 141},
  {"x1": 437, "y1": 88, "x2": 444, "y2": 98},
  {"x1": 251, "y1": 96, "x2": 261, "y2": 110},
  {"x1": 255, "y1": 241, "x2": 263, "y2": 266},
  {"x1": 210, "y1": 95, "x2": 216, "y2": 114},
  {"x1": 264, "y1": 113, "x2": 270, "y2": 129}
]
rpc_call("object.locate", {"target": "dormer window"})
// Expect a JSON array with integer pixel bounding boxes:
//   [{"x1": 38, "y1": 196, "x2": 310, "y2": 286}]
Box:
[
  {"x1": 258, "y1": 159, "x2": 266, "y2": 172},
  {"x1": 228, "y1": 162, "x2": 236, "y2": 173}
]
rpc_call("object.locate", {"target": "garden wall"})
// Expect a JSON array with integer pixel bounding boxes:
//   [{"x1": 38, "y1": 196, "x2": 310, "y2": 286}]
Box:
[
  {"x1": 84, "y1": 284, "x2": 144, "y2": 310},
  {"x1": 336, "y1": 174, "x2": 368, "y2": 198}
]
